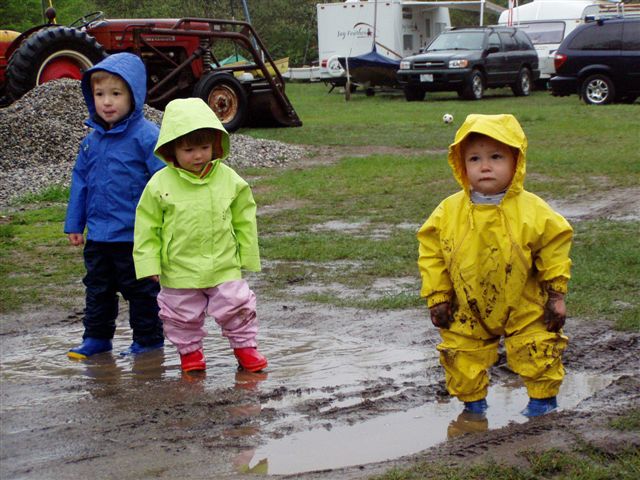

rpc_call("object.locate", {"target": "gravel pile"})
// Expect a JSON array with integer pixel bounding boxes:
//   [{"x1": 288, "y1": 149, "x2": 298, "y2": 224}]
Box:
[{"x1": 0, "y1": 79, "x2": 306, "y2": 208}]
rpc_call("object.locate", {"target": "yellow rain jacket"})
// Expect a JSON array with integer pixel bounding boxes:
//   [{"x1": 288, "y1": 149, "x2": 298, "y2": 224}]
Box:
[{"x1": 417, "y1": 114, "x2": 573, "y2": 402}]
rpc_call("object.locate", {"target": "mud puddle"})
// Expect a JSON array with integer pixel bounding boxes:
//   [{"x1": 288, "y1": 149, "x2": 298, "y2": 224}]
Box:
[
  {"x1": 0, "y1": 316, "x2": 617, "y2": 477},
  {"x1": 242, "y1": 371, "x2": 613, "y2": 475}
]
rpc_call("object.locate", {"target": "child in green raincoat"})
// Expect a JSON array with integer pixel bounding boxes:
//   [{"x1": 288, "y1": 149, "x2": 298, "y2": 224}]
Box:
[
  {"x1": 133, "y1": 98, "x2": 268, "y2": 374},
  {"x1": 417, "y1": 113, "x2": 573, "y2": 417}
]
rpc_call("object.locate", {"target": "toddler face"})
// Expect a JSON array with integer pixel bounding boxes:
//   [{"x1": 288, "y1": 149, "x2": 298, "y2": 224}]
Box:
[
  {"x1": 92, "y1": 75, "x2": 132, "y2": 127},
  {"x1": 175, "y1": 142, "x2": 213, "y2": 174},
  {"x1": 463, "y1": 136, "x2": 517, "y2": 195}
]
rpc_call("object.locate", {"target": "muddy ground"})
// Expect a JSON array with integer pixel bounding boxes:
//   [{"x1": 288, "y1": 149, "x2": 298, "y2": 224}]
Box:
[{"x1": 1, "y1": 148, "x2": 639, "y2": 479}]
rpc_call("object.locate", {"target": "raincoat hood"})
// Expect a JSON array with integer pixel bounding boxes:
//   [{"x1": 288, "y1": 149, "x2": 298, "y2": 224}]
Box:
[
  {"x1": 448, "y1": 114, "x2": 527, "y2": 196},
  {"x1": 154, "y1": 98, "x2": 230, "y2": 172},
  {"x1": 81, "y1": 52, "x2": 147, "y2": 127}
]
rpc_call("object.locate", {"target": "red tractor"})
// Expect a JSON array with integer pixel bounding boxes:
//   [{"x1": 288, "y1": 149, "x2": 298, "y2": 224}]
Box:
[{"x1": 0, "y1": 9, "x2": 301, "y2": 131}]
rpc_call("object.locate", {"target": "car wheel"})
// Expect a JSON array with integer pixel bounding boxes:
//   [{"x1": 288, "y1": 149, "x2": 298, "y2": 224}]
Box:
[
  {"x1": 511, "y1": 67, "x2": 531, "y2": 96},
  {"x1": 581, "y1": 74, "x2": 615, "y2": 105},
  {"x1": 462, "y1": 70, "x2": 484, "y2": 100},
  {"x1": 403, "y1": 86, "x2": 425, "y2": 102}
]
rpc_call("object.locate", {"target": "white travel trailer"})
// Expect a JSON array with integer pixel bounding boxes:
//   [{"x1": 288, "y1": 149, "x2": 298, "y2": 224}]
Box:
[
  {"x1": 498, "y1": 0, "x2": 602, "y2": 84},
  {"x1": 317, "y1": 0, "x2": 505, "y2": 86}
]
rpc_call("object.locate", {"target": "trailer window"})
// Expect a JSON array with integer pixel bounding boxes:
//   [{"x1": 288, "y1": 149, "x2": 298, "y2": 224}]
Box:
[
  {"x1": 404, "y1": 34, "x2": 414, "y2": 51},
  {"x1": 513, "y1": 22, "x2": 565, "y2": 44}
]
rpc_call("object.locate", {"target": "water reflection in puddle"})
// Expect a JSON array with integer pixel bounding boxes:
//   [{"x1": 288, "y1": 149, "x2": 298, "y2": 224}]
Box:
[
  {"x1": 243, "y1": 371, "x2": 613, "y2": 475},
  {"x1": 0, "y1": 323, "x2": 615, "y2": 476}
]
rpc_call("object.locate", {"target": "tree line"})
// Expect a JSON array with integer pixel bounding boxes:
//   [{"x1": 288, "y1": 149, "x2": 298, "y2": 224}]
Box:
[{"x1": 1, "y1": 0, "x2": 514, "y2": 66}]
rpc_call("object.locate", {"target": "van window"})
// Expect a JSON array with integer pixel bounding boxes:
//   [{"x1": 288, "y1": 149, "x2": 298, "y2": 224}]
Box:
[
  {"x1": 514, "y1": 30, "x2": 534, "y2": 50},
  {"x1": 622, "y1": 21, "x2": 640, "y2": 50},
  {"x1": 488, "y1": 32, "x2": 501, "y2": 51},
  {"x1": 515, "y1": 22, "x2": 565, "y2": 44},
  {"x1": 569, "y1": 23, "x2": 622, "y2": 50},
  {"x1": 499, "y1": 31, "x2": 518, "y2": 51}
]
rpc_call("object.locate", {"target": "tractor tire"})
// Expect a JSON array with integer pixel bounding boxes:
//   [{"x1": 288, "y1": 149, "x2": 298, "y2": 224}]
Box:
[
  {"x1": 6, "y1": 26, "x2": 106, "y2": 101},
  {"x1": 193, "y1": 72, "x2": 248, "y2": 132}
]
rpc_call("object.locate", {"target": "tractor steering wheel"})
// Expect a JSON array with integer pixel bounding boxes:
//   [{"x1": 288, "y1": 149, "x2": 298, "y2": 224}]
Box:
[{"x1": 69, "y1": 11, "x2": 105, "y2": 29}]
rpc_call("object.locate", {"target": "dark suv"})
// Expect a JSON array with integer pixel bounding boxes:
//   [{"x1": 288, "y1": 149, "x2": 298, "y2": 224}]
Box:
[
  {"x1": 396, "y1": 26, "x2": 539, "y2": 101},
  {"x1": 550, "y1": 16, "x2": 640, "y2": 104}
]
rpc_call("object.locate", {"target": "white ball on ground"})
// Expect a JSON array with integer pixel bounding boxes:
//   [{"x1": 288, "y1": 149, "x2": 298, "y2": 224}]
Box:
[{"x1": 442, "y1": 113, "x2": 453, "y2": 124}]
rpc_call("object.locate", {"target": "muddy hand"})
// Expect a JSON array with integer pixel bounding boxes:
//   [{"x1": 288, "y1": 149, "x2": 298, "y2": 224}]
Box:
[
  {"x1": 429, "y1": 302, "x2": 452, "y2": 329},
  {"x1": 544, "y1": 290, "x2": 566, "y2": 332}
]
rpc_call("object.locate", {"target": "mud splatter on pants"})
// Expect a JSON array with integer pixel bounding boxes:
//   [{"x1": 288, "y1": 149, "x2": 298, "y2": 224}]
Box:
[{"x1": 437, "y1": 317, "x2": 568, "y2": 402}]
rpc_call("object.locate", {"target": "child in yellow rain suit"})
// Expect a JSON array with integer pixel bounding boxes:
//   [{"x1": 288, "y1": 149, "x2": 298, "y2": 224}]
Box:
[{"x1": 417, "y1": 114, "x2": 573, "y2": 417}]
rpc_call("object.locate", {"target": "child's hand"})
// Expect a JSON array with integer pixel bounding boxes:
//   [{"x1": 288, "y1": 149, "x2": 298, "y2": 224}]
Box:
[
  {"x1": 544, "y1": 290, "x2": 566, "y2": 332},
  {"x1": 68, "y1": 233, "x2": 84, "y2": 246},
  {"x1": 429, "y1": 302, "x2": 452, "y2": 329},
  {"x1": 148, "y1": 275, "x2": 159, "y2": 282}
]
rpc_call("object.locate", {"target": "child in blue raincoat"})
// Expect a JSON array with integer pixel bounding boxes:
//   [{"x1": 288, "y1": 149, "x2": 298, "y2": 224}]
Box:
[{"x1": 64, "y1": 53, "x2": 165, "y2": 359}]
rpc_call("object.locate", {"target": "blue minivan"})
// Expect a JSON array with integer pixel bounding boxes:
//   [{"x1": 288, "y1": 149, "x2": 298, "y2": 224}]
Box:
[{"x1": 550, "y1": 16, "x2": 640, "y2": 104}]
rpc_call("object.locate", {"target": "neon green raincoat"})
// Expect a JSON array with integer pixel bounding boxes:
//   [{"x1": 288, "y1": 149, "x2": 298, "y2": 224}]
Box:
[
  {"x1": 133, "y1": 98, "x2": 260, "y2": 289},
  {"x1": 417, "y1": 114, "x2": 573, "y2": 402}
]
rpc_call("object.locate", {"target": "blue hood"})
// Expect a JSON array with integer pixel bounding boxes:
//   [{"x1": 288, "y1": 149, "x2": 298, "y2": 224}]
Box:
[{"x1": 81, "y1": 52, "x2": 147, "y2": 127}]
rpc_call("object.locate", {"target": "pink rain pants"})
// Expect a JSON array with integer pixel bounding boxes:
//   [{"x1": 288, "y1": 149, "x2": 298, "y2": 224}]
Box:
[{"x1": 157, "y1": 279, "x2": 258, "y2": 354}]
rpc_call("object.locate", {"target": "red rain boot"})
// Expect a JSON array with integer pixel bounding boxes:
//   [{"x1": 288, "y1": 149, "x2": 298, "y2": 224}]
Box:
[
  {"x1": 180, "y1": 349, "x2": 206, "y2": 372},
  {"x1": 234, "y1": 347, "x2": 268, "y2": 372}
]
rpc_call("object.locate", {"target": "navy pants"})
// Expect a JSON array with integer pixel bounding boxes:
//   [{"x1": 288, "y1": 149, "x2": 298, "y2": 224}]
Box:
[{"x1": 82, "y1": 241, "x2": 163, "y2": 346}]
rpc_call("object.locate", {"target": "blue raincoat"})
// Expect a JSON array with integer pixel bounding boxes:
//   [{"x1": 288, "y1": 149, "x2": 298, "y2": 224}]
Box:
[{"x1": 64, "y1": 53, "x2": 165, "y2": 241}]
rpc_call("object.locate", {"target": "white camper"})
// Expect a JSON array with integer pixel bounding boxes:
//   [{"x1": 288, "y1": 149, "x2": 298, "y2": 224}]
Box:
[
  {"x1": 317, "y1": 0, "x2": 505, "y2": 86},
  {"x1": 498, "y1": 1, "x2": 601, "y2": 84}
]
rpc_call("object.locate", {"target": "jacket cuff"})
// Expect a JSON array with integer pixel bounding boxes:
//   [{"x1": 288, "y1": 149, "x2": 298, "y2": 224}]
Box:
[
  {"x1": 241, "y1": 254, "x2": 261, "y2": 272},
  {"x1": 134, "y1": 258, "x2": 161, "y2": 280},
  {"x1": 426, "y1": 293, "x2": 451, "y2": 308},
  {"x1": 546, "y1": 277, "x2": 568, "y2": 294}
]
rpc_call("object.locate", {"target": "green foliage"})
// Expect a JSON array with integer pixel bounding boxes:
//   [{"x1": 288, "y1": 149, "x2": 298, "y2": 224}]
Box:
[
  {"x1": 1, "y1": 0, "x2": 47, "y2": 32},
  {"x1": 1, "y1": 0, "x2": 522, "y2": 66}
]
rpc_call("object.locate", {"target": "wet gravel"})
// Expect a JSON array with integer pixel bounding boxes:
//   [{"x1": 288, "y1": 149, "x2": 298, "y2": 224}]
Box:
[{"x1": 0, "y1": 79, "x2": 306, "y2": 208}]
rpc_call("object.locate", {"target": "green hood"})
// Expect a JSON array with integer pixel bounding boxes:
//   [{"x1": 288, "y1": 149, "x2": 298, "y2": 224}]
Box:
[
  {"x1": 448, "y1": 113, "x2": 527, "y2": 196},
  {"x1": 154, "y1": 98, "x2": 230, "y2": 165}
]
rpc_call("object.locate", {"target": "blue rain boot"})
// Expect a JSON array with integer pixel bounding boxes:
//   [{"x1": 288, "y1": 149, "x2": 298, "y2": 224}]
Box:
[
  {"x1": 521, "y1": 397, "x2": 558, "y2": 417},
  {"x1": 119, "y1": 340, "x2": 164, "y2": 356},
  {"x1": 67, "y1": 338, "x2": 112, "y2": 359},
  {"x1": 463, "y1": 398, "x2": 488, "y2": 415}
]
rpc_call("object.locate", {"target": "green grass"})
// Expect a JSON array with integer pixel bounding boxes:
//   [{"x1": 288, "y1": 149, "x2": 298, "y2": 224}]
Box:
[
  {"x1": 610, "y1": 409, "x2": 640, "y2": 432},
  {"x1": 371, "y1": 445, "x2": 640, "y2": 480},
  {"x1": 247, "y1": 83, "x2": 640, "y2": 196},
  {"x1": 0, "y1": 203, "x2": 84, "y2": 312}
]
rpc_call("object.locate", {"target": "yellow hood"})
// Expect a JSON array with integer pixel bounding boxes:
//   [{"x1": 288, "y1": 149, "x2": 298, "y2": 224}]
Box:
[{"x1": 448, "y1": 114, "x2": 527, "y2": 196}]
